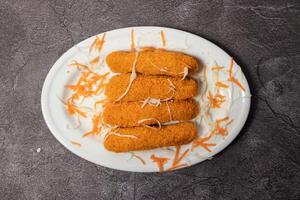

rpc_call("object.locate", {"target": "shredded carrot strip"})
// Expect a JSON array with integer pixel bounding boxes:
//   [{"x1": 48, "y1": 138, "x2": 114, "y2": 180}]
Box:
[
  {"x1": 215, "y1": 81, "x2": 229, "y2": 89},
  {"x1": 167, "y1": 164, "x2": 188, "y2": 171},
  {"x1": 216, "y1": 116, "x2": 229, "y2": 123},
  {"x1": 89, "y1": 37, "x2": 97, "y2": 52},
  {"x1": 228, "y1": 77, "x2": 245, "y2": 91},
  {"x1": 166, "y1": 146, "x2": 189, "y2": 171},
  {"x1": 89, "y1": 33, "x2": 106, "y2": 52},
  {"x1": 192, "y1": 136, "x2": 216, "y2": 152},
  {"x1": 94, "y1": 99, "x2": 107, "y2": 110},
  {"x1": 192, "y1": 117, "x2": 232, "y2": 152},
  {"x1": 132, "y1": 154, "x2": 146, "y2": 165},
  {"x1": 211, "y1": 66, "x2": 224, "y2": 71},
  {"x1": 89, "y1": 56, "x2": 100, "y2": 65},
  {"x1": 82, "y1": 114, "x2": 102, "y2": 138},
  {"x1": 207, "y1": 91, "x2": 225, "y2": 108},
  {"x1": 173, "y1": 146, "x2": 189, "y2": 166},
  {"x1": 70, "y1": 141, "x2": 81, "y2": 147},
  {"x1": 228, "y1": 57, "x2": 234, "y2": 76},
  {"x1": 211, "y1": 117, "x2": 232, "y2": 137},
  {"x1": 65, "y1": 98, "x2": 87, "y2": 118},
  {"x1": 97, "y1": 33, "x2": 106, "y2": 52},
  {"x1": 65, "y1": 66, "x2": 108, "y2": 106},
  {"x1": 160, "y1": 31, "x2": 166, "y2": 47},
  {"x1": 130, "y1": 29, "x2": 134, "y2": 52},
  {"x1": 68, "y1": 61, "x2": 91, "y2": 72},
  {"x1": 227, "y1": 57, "x2": 245, "y2": 91},
  {"x1": 150, "y1": 154, "x2": 168, "y2": 172}
]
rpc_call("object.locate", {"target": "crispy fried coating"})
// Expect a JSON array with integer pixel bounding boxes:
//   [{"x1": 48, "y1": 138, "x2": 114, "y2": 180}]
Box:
[
  {"x1": 104, "y1": 74, "x2": 198, "y2": 102},
  {"x1": 102, "y1": 99, "x2": 199, "y2": 127},
  {"x1": 104, "y1": 122, "x2": 197, "y2": 152},
  {"x1": 105, "y1": 48, "x2": 198, "y2": 76}
]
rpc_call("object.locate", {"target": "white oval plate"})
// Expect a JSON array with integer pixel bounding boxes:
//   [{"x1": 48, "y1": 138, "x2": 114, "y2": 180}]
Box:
[{"x1": 41, "y1": 26, "x2": 251, "y2": 172}]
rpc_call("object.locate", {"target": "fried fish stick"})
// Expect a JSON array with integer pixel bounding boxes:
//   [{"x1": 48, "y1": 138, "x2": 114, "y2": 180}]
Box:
[
  {"x1": 105, "y1": 74, "x2": 198, "y2": 102},
  {"x1": 102, "y1": 99, "x2": 199, "y2": 127},
  {"x1": 104, "y1": 122, "x2": 197, "y2": 152},
  {"x1": 106, "y1": 48, "x2": 198, "y2": 76}
]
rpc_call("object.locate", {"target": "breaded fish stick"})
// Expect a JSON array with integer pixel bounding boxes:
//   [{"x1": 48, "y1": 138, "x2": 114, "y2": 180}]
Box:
[
  {"x1": 102, "y1": 99, "x2": 199, "y2": 127},
  {"x1": 105, "y1": 74, "x2": 197, "y2": 102},
  {"x1": 106, "y1": 48, "x2": 198, "y2": 76},
  {"x1": 104, "y1": 122, "x2": 197, "y2": 152}
]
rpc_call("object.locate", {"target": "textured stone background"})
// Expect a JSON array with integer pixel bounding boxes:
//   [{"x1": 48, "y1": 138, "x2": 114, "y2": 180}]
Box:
[{"x1": 0, "y1": 0, "x2": 299, "y2": 199}]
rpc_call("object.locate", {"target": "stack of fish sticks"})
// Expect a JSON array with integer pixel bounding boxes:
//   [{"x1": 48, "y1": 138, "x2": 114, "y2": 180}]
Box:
[{"x1": 102, "y1": 48, "x2": 200, "y2": 152}]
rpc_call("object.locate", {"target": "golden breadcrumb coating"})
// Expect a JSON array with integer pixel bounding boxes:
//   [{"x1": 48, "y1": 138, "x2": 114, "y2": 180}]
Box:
[
  {"x1": 104, "y1": 122, "x2": 197, "y2": 152},
  {"x1": 106, "y1": 48, "x2": 198, "y2": 76},
  {"x1": 104, "y1": 74, "x2": 197, "y2": 102},
  {"x1": 102, "y1": 99, "x2": 199, "y2": 127}
]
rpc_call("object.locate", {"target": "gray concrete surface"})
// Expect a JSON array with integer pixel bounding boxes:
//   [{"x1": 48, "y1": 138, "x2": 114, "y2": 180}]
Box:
[{"x1": 0, "y1": 0, "x2": 299, "y2": 199}]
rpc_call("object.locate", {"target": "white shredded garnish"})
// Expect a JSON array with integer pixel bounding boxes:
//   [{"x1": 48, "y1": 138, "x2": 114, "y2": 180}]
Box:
[
  {"x1": 67, "y1": 114, "x2": 82, "y2": 129},
  {"x1": 142, "y1": 124, "x2": 160, "y2": 130},
  {"x1": 147, "y1": 57, "x2": 169, "y2": 72},
  {"x1": 57, "y1": 96, "x2": 82, "y2": 129},
  {"x1": 167, "y1": 78, "x2": 176, "y2": 90},
  {"x1": 165, "y1": 101, "x2": 172, "y2": 121},
  {"x1": 106, "y1": 132, "x2": 138, "y2": 140},
  {"x1": 56, "y1": 95, "x2": 93, "y2": 113},
  {"x1": 178, "y1": 60, "x2": 194, "y2": 69},
  {"x1": 149, "y1": 98, "x2": 161, "y2": 105},
  {"x1": 141, "y1": 97, "x2": 161, "y2": 108},
  {"x1": 161, "y1": 89, "x2": 175, "y2": 101},
  {"x1": 115, "y1": 52, "x2": 139, "y2": 102},
  {"x1": 161, "y1": 120, "x2": 180, "y2": 125},
  {"x1": 141, "y1": 98, "x2": 149, "y2": 108},
  {"x1": 138, "y1": 118, "x2": 162, "y2": 129},
  {"x1": 178, "y1": 67, "x2": 188, "y2": 80},
  {"x1": 140, "y1": 78, "x2": 176, "y2": 108}
]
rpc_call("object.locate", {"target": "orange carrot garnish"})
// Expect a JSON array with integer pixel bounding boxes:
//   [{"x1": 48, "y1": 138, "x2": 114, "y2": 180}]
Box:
[
  {"x1": 172, "y1": 146, "x2": 189, "y2": 167},
  {"x1": 228, "y1": 76, "x2": 245, "y2": 91},
  {"x1": 192, "y1": 136, "x2": 216, "y2": 152},
  {"x1": 228, "y1": 57, "x2": 234, "y2": 76},
  {"x1": 65, "y1": 98, "x2": 87, "y2": 118},
  {"x1": 150, "y1": 154, "x2": 169, "y2": 172},
  {"x1": 211, "y1": 66, "x2": 224, "y2": 71},
  {"x1": 167, "y1": 164, "x2": 188, "y2": 171},
  {"x1": 68, "y1": 61, "x2": 91, "y2": 72},
  {"x1": 227, "y1": 57, "x2": 245, "y2": 91},
  {"x1": 89, "y1": 37, "x2": 97, "y2": 53},
  {"x1": 215, "y1": 81, "x2": 229, "y2": 89},
  {"x1": 89, "y1": 33, "x2": 106, "y2": 52},
  {"x1": 97, "y1": 33, "x2": 106, "y2": 52},
  {"x1": 82, "y1": 114, "x2": 102, "y2": 138},
  {"x1": 65, "y1": 66, "x2": 108, "y2": 103},
  {"x1": 211, "y1": 117, "x2": 232, "y2": 137},
  {"x1": 192, "y1": 117, "x2": 232, "y2": 152},
  {"x1": 94, "y1": 99, "x2": 108, "y2": 110},
  {"x1": 160, "y1": 31, "x2": 166, "y2": 47},
  {"x1": 132, "y1": 154, "x2": 146, "y2": 165},
  {"x1": 167, "y1": 146, "x2": 189, "y2": 171},
  {"x1": 89, "y1": 56, "x2": 100, "y2": 65},
  {"x1": 70, "y1": 141, "x2": 81, "y2": 147},
  {"x1": 207, "y1": 91, "x2": 225, "y2": 108}
]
